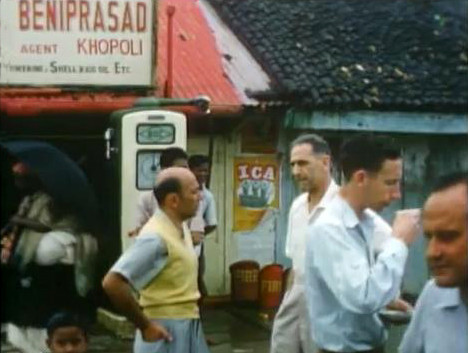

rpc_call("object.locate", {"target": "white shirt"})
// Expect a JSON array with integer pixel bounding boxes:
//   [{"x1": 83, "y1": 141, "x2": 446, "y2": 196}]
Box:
[
  {"x1": 188, "y1": 186, "x2": 217, "y2": 256},
  {"x1": 135, "y1": 191, "x2": 159, "y2": 229},
  {"x1": 35, "y1": 231, "x2": 76, "y2": 265},
  {"x1": 306, "y1": 194, "x2": 408, "y2": 351},
  {"x1": 285, "y1": 180, "x2": 339, "y2": 282}
]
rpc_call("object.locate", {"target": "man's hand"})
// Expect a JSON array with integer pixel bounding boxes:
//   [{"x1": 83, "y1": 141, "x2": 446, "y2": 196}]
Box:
[
  {"x1": 386, "y1": 298, "x2": 413, "y2": 312},
  {"x1": 141, "y1": 322, "x2": 172, "y2": 342},
  {"x1": 392, "y1": 209, "x2": 421, "y2": 245},
  {"x1": 191, "y1": 231, "x2": 204, "y2": 245}
]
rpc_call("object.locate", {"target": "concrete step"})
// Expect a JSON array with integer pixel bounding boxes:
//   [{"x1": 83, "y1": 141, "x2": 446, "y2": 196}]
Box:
[{"x1": 96, "y1": 308, "x2": 135, "y2": 340}]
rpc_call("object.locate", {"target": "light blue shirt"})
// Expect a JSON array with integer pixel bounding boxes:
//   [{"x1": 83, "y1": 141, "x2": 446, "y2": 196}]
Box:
[
  {"x1": 110, "y1": 231, "x2": 168, "y2": 290},
  {"x1": 110, "y1": 211, "x2": 209, "y2": 353},
  {"x1": 399, "y1": 279, "x2": 467, "y2": 353},
  {"x1": 305, "y1": 194, "x2": 408, "y2": 352}
]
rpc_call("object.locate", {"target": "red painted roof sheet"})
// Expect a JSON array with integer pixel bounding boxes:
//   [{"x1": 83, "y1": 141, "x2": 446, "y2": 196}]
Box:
[{"x1": 156, "y1": 0, "x2": 242, "y2": 105}]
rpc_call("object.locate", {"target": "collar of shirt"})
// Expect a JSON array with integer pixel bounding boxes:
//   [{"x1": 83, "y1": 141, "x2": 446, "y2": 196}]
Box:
[
  {"x1": 335, "y1": 195, "x2": 377, "y2": 256},
  {"x1": 335, "y1": 194, "x2": 376, "y2": 230},
  {"x1": 315, "y1": 180, "x2": 339, "y2": 213},
  {"x1": 302, "y1": 180, "x2": 339, "y2": 220},
  {"x1": 435, "y1": 285, "x2": 463, "y2": 309},
  {"x1": 286, "y1": 180, "x2": 339, "y2": 279}
]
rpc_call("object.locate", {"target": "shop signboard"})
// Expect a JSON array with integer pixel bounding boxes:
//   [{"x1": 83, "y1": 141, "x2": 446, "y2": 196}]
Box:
[{"x1": 0, "y1": 0, "x2": 156, "y2": 86}]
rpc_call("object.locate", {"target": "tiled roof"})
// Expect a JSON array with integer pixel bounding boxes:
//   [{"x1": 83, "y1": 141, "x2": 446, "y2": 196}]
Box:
[{"x1": 208, "y1": 0, "x2": 468, "y2": 112}]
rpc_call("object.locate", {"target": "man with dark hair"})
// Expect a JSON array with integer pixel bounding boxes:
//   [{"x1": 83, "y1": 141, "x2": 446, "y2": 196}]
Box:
[
  {"x1": 103, "y1": 167, "x2": 210, "y2": 353},
  {"x1": 187, "y1": 154, "x2": 217, "y2": 298},
  {"x1": 305, "y1": 134, "x2": 420, "y2": 353},
  {"x1": 130, "y1": 147, "x2": 189, "y2": 236},
  {"x1": 271, "y1": 133, "x2": 339, "y2": 353},
  {"x1": 188, "y1": 155, "x2": 209, "y2": 171},
  {"x1": 160, "y1": 147, "x2": 189, "y2": 170},
  {"x1": 399, "y1": 172, "x2": 468, "y2": 353}
]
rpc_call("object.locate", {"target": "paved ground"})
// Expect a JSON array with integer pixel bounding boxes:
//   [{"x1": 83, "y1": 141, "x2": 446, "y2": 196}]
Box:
[
  {"x1": 2, "y1": 306, "x2": 407, "y2": 353},
  {"x1": 1, "y1": 307, "x2": 272, "y2": 353}
]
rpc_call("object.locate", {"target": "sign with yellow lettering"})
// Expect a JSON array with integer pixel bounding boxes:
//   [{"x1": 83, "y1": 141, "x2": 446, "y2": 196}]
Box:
[{"x1": 233, "y1": 155, "x2": 280, "y2": 231}]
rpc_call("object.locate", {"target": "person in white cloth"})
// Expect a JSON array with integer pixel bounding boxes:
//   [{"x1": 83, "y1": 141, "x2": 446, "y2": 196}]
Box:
[
  {"x1": 270, "y1": 134, "x2": 411, "y2": 353},
  {"x1": 270, "y1": 134, "x2": 338, "y2": 353},
  {"x1": 1, "y1": 161, "x2": 96, "y2": 353},
  {"x1": 306, "y1": 134, "x2": 420, "y2": 353}
]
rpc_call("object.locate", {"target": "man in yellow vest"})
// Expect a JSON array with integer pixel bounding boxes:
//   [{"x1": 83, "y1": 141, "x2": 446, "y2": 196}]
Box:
[{"x1": 102, "y1": 167, "x2": 210, "y2": 353}]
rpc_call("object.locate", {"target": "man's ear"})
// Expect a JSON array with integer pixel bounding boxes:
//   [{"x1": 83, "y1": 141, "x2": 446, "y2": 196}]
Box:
[
  {"x1": 322, "y1": 155, "x2": 331, "y2": 170},
  {"x1": 166, "y1": 192, "x2": 179, "y2": 208},
  {"x1": 353, "y1": 169, "x2": 367, "y2": 186}
]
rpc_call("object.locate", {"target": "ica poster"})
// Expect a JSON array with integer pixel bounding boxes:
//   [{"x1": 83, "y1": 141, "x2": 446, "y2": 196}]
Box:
[{"x1": 233, "y1": 155, "x2": 280, "y2": 231}]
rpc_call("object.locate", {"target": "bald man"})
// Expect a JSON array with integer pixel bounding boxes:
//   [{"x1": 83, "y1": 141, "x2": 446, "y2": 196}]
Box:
[
  {"x1": 103, "y1": 167, "x2": 210, "y2": 353},
  {"x1": 399, "y1": 172, "x2": 467, "y2": 353}
]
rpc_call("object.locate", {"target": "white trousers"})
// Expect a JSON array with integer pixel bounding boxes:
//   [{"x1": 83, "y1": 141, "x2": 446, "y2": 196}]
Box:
[{"x1": 270, "y1": 282, "x2": 317, "y2": 353}]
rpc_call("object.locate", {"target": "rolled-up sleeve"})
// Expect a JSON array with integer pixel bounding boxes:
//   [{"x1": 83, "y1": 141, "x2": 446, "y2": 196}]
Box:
[
  {"x1": 310, "y1": 222, "x2": 408, "y2": 314},
  {"x1": 110, "y1": 233, "x2": 168, "y2": 290}
]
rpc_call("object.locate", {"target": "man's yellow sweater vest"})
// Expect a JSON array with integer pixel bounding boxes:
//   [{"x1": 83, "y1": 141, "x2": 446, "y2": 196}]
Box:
[{"x1": 138, "y1": 212, "x2": 200, "y2": 319}]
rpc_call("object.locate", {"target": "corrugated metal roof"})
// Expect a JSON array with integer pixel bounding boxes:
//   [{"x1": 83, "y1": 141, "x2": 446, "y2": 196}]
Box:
[
  {"x1": 156, "y1": 0, "x2": 243, "y2": 106},
  {"x1": 199, "y1": 0, "x2": 272, "y2": 105}
]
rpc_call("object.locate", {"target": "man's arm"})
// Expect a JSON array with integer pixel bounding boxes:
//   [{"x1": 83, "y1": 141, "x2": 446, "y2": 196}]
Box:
[
  {"x1": 10, "y1": 215, "x2": 51, "y2": 232},
  {"x1": 204, "y1": 225, "x2": 216, "y2": 235},
  {"x1": 102, "y1": 233, "x2": 171, "y2": 341},
  {"x1": 284, "y1": 198, "x2": 296, "y2": 259},
  {"x1": 398, "y1": 282, "x2": 432, "y2": 353},
  {"x1": 102, "y1": 272, "x2": 171, "y2": 342},
  {"x1": 371, "y1": 211, "x2": 413, "y2": 311},
  {"x1": 309, "y1": 222, "x2": 409, "y2": 313}
]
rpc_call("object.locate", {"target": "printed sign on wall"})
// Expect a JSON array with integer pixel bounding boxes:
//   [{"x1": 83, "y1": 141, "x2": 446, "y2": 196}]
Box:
[
  {"x1": 233, "y1": 155, "x2": 280, "y2": 231},
  {"x1": 0, "y1": 0, "x2": 155, "y2": 86}
]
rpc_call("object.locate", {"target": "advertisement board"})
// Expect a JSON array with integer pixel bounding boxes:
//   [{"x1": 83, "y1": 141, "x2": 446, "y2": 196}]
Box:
[
  {"x1": 0, "y1": 0, "x2": 155, "y2": 86},
  {"x1": 233, "y1": 155, "x2": 280, "y2": 231}
]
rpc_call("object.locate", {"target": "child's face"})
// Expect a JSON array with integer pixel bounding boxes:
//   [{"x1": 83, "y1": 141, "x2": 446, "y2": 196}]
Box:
[{"x1": 47, "y1": 326, "x2": 88, "y2": 353}]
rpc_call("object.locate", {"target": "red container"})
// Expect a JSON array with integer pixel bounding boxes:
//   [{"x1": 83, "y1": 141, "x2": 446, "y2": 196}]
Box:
[
  {"x1": 229, "y1": 260, "x2": 260, "y2": 304},
  {"x1": 259, "y1": 264, "x2": 284, "y2": 310}
]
